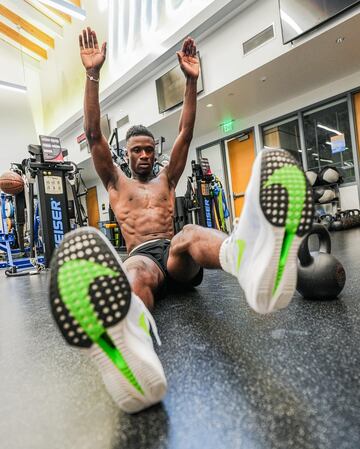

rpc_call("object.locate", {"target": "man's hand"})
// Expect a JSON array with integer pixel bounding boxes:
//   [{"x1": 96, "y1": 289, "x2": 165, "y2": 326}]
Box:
[
  {"x1": 79, "y1": 27, "x2": 107, "y2": 72},
  {"x1": 177, "y1": 37, "x2": 199, "y2": 80}
]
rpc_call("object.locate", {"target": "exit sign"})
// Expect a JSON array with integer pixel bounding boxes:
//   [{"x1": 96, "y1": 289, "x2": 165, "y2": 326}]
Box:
[{"x1": 221, "y1": 120, "x2": 234, "y2": 133}]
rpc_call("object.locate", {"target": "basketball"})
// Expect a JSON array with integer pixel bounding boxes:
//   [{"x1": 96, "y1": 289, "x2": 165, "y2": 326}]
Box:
[{"x1": 0, "y1": 171, "x2": 24, "y2": 195}]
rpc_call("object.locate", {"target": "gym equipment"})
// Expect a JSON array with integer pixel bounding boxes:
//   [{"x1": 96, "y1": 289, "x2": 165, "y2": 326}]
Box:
[
  {"x1": 318, "y1": 214, "x2": 333, "y2": 230},
  {"x1": 66, "y1": 162, "x2": 88, "y2": 227},
  {"x1": 329, "y1": 213, "x2": 343, "y2": 231},
  {"x1": 0, "y1": 171, "x2": 24, "y2": 195},
  {"x1": 318, "y1": 166, "x2": 341, "y2": 184},
  {"x1": 297, "y1": 224, "x2": 346, "y2": 300},
  {"x1": 305, "y1": 170, "x2": 318, "y2": 186},
  {"x1": 5, "y1": 139, "x2": 83, "y2": 273},
  {"x1": 188, "y1": 158, "x2": 229, "y2": 231},
  {"x1": 24, "y1": 143, "x2": 73, "y2": 267},
  {"x1": 313, "y1": 186, "x2": 336, "y2": 204}
]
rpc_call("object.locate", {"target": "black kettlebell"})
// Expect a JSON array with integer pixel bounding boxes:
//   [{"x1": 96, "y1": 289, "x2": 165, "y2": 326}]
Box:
[
  {"x1": 329, "y1": 213, "x2": 343, "y2": 231},
  {"x1": 297, "y1": 224, "x2": 346, "y2": 300}
]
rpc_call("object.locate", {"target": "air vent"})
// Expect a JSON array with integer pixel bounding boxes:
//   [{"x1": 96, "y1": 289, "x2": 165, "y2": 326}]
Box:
[
  {"x1": 117, "y1": 115, "x2": 129, "y2": 129},
  {"x1": 243, "y1": 25, "x2": 274, "y2": 55}
]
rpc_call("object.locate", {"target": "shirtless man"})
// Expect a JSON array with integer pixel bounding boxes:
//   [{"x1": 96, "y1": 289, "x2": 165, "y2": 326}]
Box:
[{"x1": 49, "y1": 28, "x2": 314, "y2": 414}]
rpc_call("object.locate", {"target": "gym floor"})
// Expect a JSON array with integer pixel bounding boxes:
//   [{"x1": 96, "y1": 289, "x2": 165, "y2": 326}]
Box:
[{"x1": 1, "y1": 229, "x2": 360, "y2": 449}]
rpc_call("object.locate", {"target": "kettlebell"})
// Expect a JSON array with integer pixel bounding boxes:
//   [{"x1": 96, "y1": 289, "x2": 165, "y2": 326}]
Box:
[
  {"x1": 329, "y1": 213, "x2": 343, "y2": 231},
  {"x1": 297, "y1": 223, "x2": 346, "y2": 300}
]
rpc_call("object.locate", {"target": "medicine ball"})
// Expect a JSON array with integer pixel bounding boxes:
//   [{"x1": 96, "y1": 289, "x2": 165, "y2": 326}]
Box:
[
  {"x1": 319, "y1": 166, "x2": 341, "y2": 184},
  {"x1": 313, "y1": 187, "x2": 335, "y2": 203},
  {"x1": 305, "y1": 170, "x2": 318, "y2": 186}
]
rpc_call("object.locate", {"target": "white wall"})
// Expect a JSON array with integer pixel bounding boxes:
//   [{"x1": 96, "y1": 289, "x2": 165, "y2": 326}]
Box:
[
  {"x1": 15, "y1": 0, "x2": 360, "y2": 211},
  {"x1": 340, "y1": 185, "x2": 360, "y2": 210},
  {"x1": 0, "y1": 88, "x2": 38, "y2": 173}
]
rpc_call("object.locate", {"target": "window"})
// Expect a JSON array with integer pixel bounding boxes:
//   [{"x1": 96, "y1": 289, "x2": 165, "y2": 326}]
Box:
[
  {"x1": 262, "y1": 117, "x2": 303, "y2": 165},
  {"x1": 303, "y1": 99, "x2": 355, "y2": 183}
]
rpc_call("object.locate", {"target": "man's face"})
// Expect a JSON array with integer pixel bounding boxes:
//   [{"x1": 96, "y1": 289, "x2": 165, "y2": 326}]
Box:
[{"x1": 126, "y1": 135, "x2": 156, "y2": 176}]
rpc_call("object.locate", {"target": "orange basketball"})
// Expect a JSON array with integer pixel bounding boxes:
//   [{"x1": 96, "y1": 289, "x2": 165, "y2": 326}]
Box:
[{"x1": 0, "y1": 171, "x2": 24, "y2": 195}]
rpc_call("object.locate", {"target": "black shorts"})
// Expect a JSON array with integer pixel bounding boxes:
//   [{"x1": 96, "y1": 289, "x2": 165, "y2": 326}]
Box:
[{"x1": 128, "y1": 238, "x2": 203, "y2": 292}]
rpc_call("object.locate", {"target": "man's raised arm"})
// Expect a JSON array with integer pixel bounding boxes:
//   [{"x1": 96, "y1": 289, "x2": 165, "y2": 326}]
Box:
[
  {"x1": 81, "y1": 27, "x2": 119, "y2": 190},
  {"x1": 166, "y1": 37, "x2": 199, "y2": 187}
]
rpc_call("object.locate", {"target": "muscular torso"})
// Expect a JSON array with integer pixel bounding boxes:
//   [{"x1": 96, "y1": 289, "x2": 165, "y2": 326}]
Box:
[{"x1": 108, "y1": 169, "x2": 176, "y2": 253}]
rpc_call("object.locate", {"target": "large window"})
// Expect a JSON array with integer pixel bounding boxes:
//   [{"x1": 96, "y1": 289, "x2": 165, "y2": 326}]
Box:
[
  {"x1": 303, "y1": 99, "x2": 355, "y2": 183},
  {"x1": 263, "y1": 117, "x2": 303, "y2": 165},
  {"x1": 261, "y1": 97, "x2": 356, "y2": 185}
]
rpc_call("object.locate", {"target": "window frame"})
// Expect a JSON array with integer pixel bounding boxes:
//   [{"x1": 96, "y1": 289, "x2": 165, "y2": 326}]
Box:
[{"x1": 260, "y1": 93, "x2": 360, "y2": 191}]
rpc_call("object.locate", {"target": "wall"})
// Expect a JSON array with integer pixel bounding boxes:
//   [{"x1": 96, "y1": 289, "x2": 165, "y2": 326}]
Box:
[
  {"x1": 69, "y1": 65, "x2": 360, "y2": 214},
  {"x1": 0, "y1": 42, "x2": 38, "y2": 173},
  {"x1": 34, "y1": 0, "x2": 360, "y2": 211}
]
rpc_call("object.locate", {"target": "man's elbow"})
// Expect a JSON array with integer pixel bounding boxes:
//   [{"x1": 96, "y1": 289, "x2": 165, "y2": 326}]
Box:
[
  {"x1": 184, "y1": 132, "x2": 193, "y2": 145},
  {"x1": 85, "y1": 127, "x2": 102, "y2": 143}
]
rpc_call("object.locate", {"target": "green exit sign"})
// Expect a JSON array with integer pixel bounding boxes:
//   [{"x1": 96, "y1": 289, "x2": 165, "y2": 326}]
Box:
[{"x1": 221, "y1": 120, "x2": 234, "y2": 133}]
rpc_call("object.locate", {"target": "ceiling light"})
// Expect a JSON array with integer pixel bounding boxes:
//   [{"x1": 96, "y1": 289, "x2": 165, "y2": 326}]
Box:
[
  {"x1": 336, "y1": 37, "x2": 345, "y2": 44},
  {"x1": 317, "y1": 124, "x2": 342, "y2": 135},
  {"x1": 206, "y1": 103, "x2": 213, "y2": 108},
  {"x1": 0, "y1": 80, "x2": 27, "y2": 93},
  {"x1": 260, "y1": 76, "x2": 267, "y2": 82},
  {"x1": 38, "y1": 0, "x2": 86, "y2": 20}
]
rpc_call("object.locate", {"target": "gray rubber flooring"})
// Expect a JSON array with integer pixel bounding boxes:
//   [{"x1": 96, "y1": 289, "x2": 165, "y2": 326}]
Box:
[{"x1": 1, "y1": 229, "x2": 360, "y2": 449}]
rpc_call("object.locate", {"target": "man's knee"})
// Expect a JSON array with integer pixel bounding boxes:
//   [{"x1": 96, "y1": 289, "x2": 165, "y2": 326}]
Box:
[
  {"x1": 125, "y1": 258, "x2": 162, "y2": 290},
  {"x1": 179, "y1": 223, "x2": 201, "y2": 241},
  {"x1": 171, "y1": 224, "x2": 200, "y2": 254}
]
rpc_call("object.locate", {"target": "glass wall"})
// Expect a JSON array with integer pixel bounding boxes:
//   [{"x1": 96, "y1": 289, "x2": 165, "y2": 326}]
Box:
[
  {"x1": 263, "y1": 117, "x2": 303, "y2": 165},
  {"x1": 303, "y1": 99, "x2": 355, "y2": 183},
  {"x1": 261, "y1": 97, "x2": 356, "y2": 184}
]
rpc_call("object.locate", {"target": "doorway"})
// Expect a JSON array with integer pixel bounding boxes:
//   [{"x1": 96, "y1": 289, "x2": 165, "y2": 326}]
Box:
[
  {"x1": 86, "y1": 186, "x2": 100, "y2": 228},
  {"x1": 226, "y1": 130, "x2": 256, "y2": 217}
]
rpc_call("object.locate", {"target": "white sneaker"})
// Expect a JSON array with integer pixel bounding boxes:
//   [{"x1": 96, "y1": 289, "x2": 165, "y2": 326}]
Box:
[
  {"x1": 220, "y1": 148, "x2": 314, "y2": 314},
  {"x1": 49, "y1": 227, "x2": 167, "y2": 414}
]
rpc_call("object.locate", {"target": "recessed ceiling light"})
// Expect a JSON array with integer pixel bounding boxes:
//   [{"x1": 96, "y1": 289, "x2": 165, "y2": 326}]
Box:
[
  {"x1": 336, "y1": 37, "x2": 345, "y2": 44},
  {"x1": 0, "y1": 80, "x2": 27, "y2": 93},
  {"x1": 206, "y1": 103, "x2": 213, "y2": 108}
]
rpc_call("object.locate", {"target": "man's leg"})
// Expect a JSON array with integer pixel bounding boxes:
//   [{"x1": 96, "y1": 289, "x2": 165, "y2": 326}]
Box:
[
  {"x1": 123, "y1": 255, "x2": 164, "y2": 310},
  {"x1": 167, "y1": 225, "x2": 226, "y2": 282},
  {"x1": 49, "y1": 228, "x2": 167, "y2": 414},
  {"x1": 168, "y1": 148, "x2": 314, "y2": 314}
]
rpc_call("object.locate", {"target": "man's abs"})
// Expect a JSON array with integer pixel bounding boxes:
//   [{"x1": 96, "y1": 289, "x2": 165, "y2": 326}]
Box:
[{"x1": 108, "y1": 172, "x2": 176, "y2": 252}]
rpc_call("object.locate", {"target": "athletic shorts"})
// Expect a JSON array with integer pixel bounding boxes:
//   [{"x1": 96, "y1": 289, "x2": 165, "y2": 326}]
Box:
[{"x1": 128, "y1": 238, "x2": 203, "y2": 292}]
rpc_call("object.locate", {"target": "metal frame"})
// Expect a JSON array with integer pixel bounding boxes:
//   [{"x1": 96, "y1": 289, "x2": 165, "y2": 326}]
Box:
[
  {"x1": 259, "y1": 92, "x2": 359, "y2": 188},
  {"x1": 196, "y1": 127, "x2": 257, "y2": 227},
  {"x1": 347, "y1": 92, "x2": 360, "y2": 206}
]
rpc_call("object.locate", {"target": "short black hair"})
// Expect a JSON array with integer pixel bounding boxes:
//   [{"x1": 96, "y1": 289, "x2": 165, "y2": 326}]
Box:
[{"x1": 126, "y1": 125, "x2": 155, "y2": 142}]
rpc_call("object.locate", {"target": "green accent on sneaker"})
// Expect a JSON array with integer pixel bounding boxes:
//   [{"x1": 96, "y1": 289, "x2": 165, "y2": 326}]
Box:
[
  {"x1": 236, "y1": 239, "x2": 246, "y2": 271},
  {"x1": 264, "y1": 165, "x2": 306, "y2": 293},
  {"x1": 139, "y1": 312, "x2": 150, "y2": 336},
  {"x1": 58, "y1": 259, "x2": 144, "y2": 395}
]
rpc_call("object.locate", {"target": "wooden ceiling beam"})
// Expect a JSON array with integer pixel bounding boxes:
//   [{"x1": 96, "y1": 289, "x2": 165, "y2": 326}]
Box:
[
  {"x1": 24, "y1": 0, "x2": 67, "y2": 27},
  {"x1": 0, "y1": 20, "x2": 47, "y2": 59},
  {"x1": 46, "y1": 5, "x2": 72, "y2": 23},
  {"x1": 1, "y1": 0, "x2": 63, "y2": 37},
  {"x1": 0, "y1": 4, "x2": 54, "y2": 48},
  {"x1": 68, "y1": 0, "x2": 81, "y2": 6}
]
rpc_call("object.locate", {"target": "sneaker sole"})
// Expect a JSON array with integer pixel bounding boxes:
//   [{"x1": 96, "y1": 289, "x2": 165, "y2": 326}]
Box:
[
  {"x1": 49, "y1": 227, "x2": 166, "y2": 413},
  {"x1": 247, "y1": 149, "x2": 313, "y2": 313}
]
